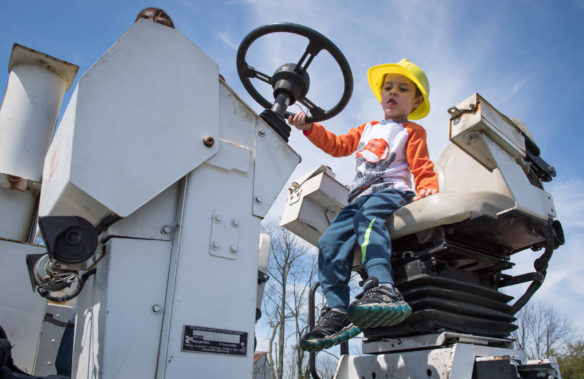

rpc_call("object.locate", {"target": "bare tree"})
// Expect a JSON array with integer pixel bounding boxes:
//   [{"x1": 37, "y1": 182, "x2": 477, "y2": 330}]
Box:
[
  {"x1": 513, "y1": 303, "x2": 535, "y2": 352},
  {"x1": 261, "y1": 222, "x2": 317, "y2": 379},
  {"x1": 512, "y1": 301, "x2": 574, "y2": 359}
]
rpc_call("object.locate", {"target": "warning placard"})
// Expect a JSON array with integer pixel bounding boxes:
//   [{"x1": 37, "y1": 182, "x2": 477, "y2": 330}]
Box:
[{"x1": 182, "y1": 325, "x2": 247, "y2": 356}]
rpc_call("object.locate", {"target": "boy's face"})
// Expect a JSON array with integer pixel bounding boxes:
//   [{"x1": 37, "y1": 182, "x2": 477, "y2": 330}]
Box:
[{"x1": 380, "y1": 74, "x2": 424, "y2": 122}]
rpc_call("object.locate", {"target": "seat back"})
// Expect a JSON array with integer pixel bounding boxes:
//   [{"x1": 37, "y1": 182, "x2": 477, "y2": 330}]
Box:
[{"x1": 436, "y1": 143, "x2": 511, "y2": 197}]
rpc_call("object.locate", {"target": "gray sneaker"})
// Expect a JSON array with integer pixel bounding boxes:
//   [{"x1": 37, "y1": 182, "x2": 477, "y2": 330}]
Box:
[
  {"x1": 348, "y1": 277, "x2": 412, "y2": 329},
  {"x1": 300, "y1": 307, "x2": 361, "y2": 352}
]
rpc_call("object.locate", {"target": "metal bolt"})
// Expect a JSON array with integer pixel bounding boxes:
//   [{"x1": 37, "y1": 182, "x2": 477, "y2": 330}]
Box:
[
  {"x1": 161, "y1": 225, "x2": 172, "y2": 235},
  {"x1": 203, "y1": 136, "x2": 215, "y2": 147},
  {"x1": 255, "y1": 196, "x2": 263, "y2": 204},
  {"x1": 47, "y1": 362, "x2": 52, "y2": 366},
  {"x1": 152, "y1": 305, "x2": 162, "y2": 314},
  {"x1": 214, "y1": 214, "x2": 222, "y2": 223},
  {"x1": 211, "y1": 241, "x2": 220, "y2": 250},
  {"x1": 230, "y1": 244, "x2": 239, "y2": 253},
  {"x1": 231, "y1": 218, "x2": 239, "y2": 227},
  {"x1": 51, "y1": 339, "x2": 56, "y2": 344},
  {"x1": 257, "y1": 129, "x2": 266, "y2": 137}
]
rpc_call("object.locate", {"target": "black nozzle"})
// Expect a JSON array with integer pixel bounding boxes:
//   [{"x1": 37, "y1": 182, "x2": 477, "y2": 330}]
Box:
[{"x1": 39, "y1": 216, "x2": 98, "y2": 264}]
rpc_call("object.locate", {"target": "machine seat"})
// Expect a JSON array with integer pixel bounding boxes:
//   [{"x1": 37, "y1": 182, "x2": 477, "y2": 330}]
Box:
[{"x1": 386, "y1": 190, "x2": 547, "y2": 257}]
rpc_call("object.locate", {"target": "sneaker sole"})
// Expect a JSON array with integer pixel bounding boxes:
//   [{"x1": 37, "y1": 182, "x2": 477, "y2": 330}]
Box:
[
  {"x1": 299, "y1": 324, "x2": 361, "y2": 352},
  {"x1": 347, "y1": 302, "x2": 412, "y2": 329}
]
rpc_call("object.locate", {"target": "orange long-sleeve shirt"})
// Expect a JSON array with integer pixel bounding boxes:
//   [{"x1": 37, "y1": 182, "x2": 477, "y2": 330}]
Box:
[{"x1": 305, "y1": 120, "x2": 439, "y2": 202}]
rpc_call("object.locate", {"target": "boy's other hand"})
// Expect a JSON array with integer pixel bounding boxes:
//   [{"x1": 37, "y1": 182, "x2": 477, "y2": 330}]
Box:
[
  {"x1": 413, "y1": 188, "x2": 437, "y2": 201},
  {"x1": 288, "y1": 112, "x2": 313, "y2": 132}
]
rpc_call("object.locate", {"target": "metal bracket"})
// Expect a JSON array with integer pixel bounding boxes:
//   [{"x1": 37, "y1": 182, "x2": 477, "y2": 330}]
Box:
[
  {"x1": 448, "y1": 101, "x2": 478, "y2": 119},
  {"x1": 288, "y1": 187, "x2": 302, "y2": 205},
  {"x1": 257, "y1": 270, "x2": 269, "y2": 284},
  {"x1": 208, "y1": 209, "x2": 241, "y2": 260}
]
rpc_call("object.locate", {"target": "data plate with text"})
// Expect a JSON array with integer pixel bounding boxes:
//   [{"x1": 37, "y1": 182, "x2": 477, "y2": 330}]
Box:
[{"x1": 182, "y1": 325, "x2": 247, "y2": 355}]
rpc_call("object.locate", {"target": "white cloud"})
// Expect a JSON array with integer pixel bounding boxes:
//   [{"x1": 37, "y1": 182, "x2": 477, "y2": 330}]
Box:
[
  {"x1": 218, "y1": 31, "x2": 238, "y2": 49},
  {"x1": 498, "y1": 78, "x2": 531, "y2": 108}
]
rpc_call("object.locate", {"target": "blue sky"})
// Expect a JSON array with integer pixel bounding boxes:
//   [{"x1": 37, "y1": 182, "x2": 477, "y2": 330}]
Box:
[{"x1": 3, "y1": 0, "x2": 584, "y2": 347}]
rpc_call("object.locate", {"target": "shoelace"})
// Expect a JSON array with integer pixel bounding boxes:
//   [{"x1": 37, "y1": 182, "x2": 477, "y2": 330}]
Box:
[
  {"x1": 316, "y1": 308, "x2": 344, "y2": 327},
  {"x1": 355, "y1": 277, "x2": 380, "y2": 299}
]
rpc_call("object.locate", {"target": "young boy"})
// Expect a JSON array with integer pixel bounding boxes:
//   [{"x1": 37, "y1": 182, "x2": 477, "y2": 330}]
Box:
[{"x1": 288, "y1": 59, "x2": 439, "y2": 352}]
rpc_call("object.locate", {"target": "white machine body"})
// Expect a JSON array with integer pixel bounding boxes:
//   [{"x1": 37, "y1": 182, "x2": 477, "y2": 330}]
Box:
[
  {"x1": 34, "y1": 20, "x2": 299, "y2": 378},
  {"x1": 0, "y1": 44, "x2": 78, "y2": 375},
  {"x1": 0, "y1": 17, "x2": 562, "y2": 379}
]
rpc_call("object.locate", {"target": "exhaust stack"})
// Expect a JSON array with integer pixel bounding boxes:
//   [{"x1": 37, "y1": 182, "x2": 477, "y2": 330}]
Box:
[{"x1": 0, "y1": 43, "x2": 78, "y2": 241}]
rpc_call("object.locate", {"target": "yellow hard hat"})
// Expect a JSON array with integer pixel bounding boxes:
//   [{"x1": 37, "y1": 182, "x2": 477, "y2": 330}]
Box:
[{"x1": 367, "y1": 59, "x2": 430, "y2": 120}]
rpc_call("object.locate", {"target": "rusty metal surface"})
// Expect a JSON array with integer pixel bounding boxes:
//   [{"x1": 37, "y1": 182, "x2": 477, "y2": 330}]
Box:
[
  {"x1": 2, "y1": 173, "x2": 27, "y2": 191},
  {"x1": 1, "y1": 172, "x2": 41, "y2": 192}
]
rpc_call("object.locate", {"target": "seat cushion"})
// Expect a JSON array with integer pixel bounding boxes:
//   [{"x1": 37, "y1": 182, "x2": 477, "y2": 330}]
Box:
[{"x1": 387, "y1": 191, "x2": 516, "y2": 240}]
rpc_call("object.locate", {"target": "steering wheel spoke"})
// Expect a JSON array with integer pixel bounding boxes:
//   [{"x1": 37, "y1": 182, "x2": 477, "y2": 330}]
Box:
[
  {"x1": 295, "y1": 42, "x2": 322, "y2": 73},
  {"x1": 245, "y1": 65, "x2": 272, "y2": 84},
  {"x1": 308, "y1": 107, "x2": 326, "y2": 121},
  {"x1": 297, "y1": 97, "x2": 321, "y2": 113}
]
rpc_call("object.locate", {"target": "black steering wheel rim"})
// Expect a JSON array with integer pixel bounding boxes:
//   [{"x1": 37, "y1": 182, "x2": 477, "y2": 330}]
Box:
[{"x1": 236, "y1": 22, "x2": 353, "y2": 123}]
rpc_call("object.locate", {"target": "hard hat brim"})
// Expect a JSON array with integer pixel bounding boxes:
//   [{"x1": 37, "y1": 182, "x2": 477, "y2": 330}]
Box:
[{"x1": 367, "y1": 63, "x2": 430, "y2": 120}]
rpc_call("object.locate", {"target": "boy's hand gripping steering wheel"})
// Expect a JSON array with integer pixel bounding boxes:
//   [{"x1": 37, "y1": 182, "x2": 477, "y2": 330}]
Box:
[{"x1": 236, "y1": 23, "x2": 353, "y2": 140}]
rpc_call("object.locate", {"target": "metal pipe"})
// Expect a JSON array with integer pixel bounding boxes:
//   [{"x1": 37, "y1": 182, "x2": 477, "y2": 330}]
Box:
[
  {"x1": 0, "y1": 44, "x2": 78, "y2": 182},
  {"x1": 309, "y1": 281, "x2": 321, "y2": 379},
  {"x1": 340, "y1": 340, "x2": 348, "y2": 355},
  {"x1": 270, "y1": 93, "x2": 291, "y2": 116},
  {"x1": 0, "y1": 44, "x2": 77, "y2": 242}
]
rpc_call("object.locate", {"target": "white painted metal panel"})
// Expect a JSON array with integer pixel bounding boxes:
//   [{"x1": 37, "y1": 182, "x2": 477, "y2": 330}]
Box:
[
  {"x1": 72, "y1": 238, "x2": 171, "y2": 379},
  {"x1": 218, "y1": 84, "x2": 257, "y2": 152},
  {"x1": 0, "y1": 239, "x2": 46, "y2": 373},
  {"x1": 483, "y1": 137, "x2": 556, "y2": 220},
  {"x1": 34, "y1": 303, "x2": 74, "y2": 376},
  {"x1": 252, "y1": 120, "x2": 301, "y2": 218},
  {"x1": 0, "y1": 187, "x2": 36, "y2": 241},
  {"x1": 104, "y1": 182, "x2": 179, "y2": 241},
  {"x1": 39, "y1": 19, "x2": 220, "y2": 225},
  {"x1": 335, "y1": 343, "x2": 527, "y2": 379},
  {"x1": 280, "y1": 167, "x2": 347, "y2": 246},
  {"x1": 161, "y1": 163, "x2": 260, "y2": 378},
  {"x1": 256, "y1": 233, "x2": 271, "y2": 315}
]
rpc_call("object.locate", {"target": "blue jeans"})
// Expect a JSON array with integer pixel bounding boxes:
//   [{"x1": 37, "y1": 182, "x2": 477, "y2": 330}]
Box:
[{"x1": 317, "y1": 188, "x2": 414, "y2": 309}]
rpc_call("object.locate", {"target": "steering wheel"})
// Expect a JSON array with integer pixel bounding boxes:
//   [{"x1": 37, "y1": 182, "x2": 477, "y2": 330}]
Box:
[{"x1": 236, "y1": 22, "x2": 353, "y2": 124}]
